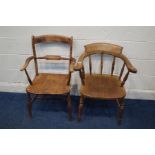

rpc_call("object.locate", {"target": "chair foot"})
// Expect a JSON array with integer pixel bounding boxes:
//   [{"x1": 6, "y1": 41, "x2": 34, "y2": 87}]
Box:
[
  {"x1": 117, "y1": 98, "x2": 125, "y2": 125},
  {"x1": 77, "y1": 95, "x2": 84, "y2": 121},
  {"x1": 28, "y1": 102, "x2": 32, "y2": 119},
  {"x1": 27, "y1": 93, "x2": 32, "y2": 119},
  {"x1": 67, "y1": 94, "x2": 72, "y2": 121},
  {"x1": 117, "y1": 119, "x2": 123, "y2": 125},
  {"x1": 77, "y1": 117, "x2": 81, "y2": 122}
]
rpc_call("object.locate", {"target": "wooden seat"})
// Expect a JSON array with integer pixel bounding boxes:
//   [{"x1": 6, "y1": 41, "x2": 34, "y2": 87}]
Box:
[
  {"x1": 20, "y1": 35, "x2": 75, "y2": 120},
  {"x1": 74, "y1": 42, "x2": 137, "y2": 123},
  {"x1": 26, "y1": 73, "x2": 70, "y2": 95},
  {"x1": 81, "y1": 74, "x2": 126, "y2": 99}
]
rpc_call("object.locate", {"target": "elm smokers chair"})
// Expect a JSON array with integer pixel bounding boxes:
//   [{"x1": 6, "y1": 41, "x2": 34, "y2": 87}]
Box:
[
  {"x1": 74, "y1": 43, "x2": 137, "y2": 123},
  {"x1": 20, "y1": 35, "x2": 75, "y2": 120}
]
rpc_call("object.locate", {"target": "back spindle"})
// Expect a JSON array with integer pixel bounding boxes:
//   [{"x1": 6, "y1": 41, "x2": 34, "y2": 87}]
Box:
[
  {"x1": 89, "y1": 55, "x2": 92, "y2": 75},
  {"x1": 79, "y1": 66, "x2": 85, "y2": 85},
  {"x1": 100, "y1": 53, "x2": 103, "y2": 74},
  {"x1": 111, "y1": 56, "x2": 116, "y2": 75},
  {"x1": 119, "y1": 62, "x2": 125, "y2": 80},
  {"x1": 121, "y1": 71, "x2": 129, "y2": 87}
]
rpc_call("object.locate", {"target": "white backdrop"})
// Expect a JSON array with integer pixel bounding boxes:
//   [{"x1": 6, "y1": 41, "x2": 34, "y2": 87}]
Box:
[{"x1": 0, "y1": 26, "x2": 155, "y2": 100}]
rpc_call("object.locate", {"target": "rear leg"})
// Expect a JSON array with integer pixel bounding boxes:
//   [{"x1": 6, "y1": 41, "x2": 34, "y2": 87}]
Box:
[
  {"x1": 67, "y1": 94, "x2": 72, "y2": 121},
  {"x1": 77, "y1": 95, "x2": 84, "y2": 122}
]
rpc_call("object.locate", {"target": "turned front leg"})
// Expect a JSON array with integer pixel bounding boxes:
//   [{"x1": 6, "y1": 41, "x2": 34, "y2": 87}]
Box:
[
  {"x1": 27, "y1": 92, "x2": 33, "y2": 118},
  {"x1": 117, "y1": 97, "x2": 125, "y2": 124},
  {"x1": 78, "y1": 95, "x2": 84, "y2": 121}
]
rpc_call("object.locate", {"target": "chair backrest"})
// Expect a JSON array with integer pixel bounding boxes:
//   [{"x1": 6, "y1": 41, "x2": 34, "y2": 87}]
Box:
[
  {"x1": 32, "y1": 35, "x2": 73, "y2": 75},
  {"x1": 76, "y1": 42, "x2": 137, "y2": 87},
  {"x1": 83, "y1": 43, "x2": 123, "y2": 75}
]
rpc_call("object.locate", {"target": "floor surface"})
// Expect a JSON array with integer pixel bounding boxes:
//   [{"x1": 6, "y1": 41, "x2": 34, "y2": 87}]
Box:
[{"x1": 0, "y1": 92, "x2": 155, "y2": 129}]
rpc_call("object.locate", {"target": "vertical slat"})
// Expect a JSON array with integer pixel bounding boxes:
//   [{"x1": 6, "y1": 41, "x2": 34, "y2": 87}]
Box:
[
  {"x1": 82, "y1": 67, "x2": 85, "y2": 79},
  {"x1": 111, "y1": 56, "x2": 116, "y2": 75},
  {"x1": 121, "y1": 71, "x2": 129, "y2": 87},
  {"x1": 89, "y1": 55, "x2": 92, "y2": 75},
  {"x1": 69, "y1": 37, "x2": 73, "y2": 59},
  {"x1": 32, "y1": 36, "x2": 39, "y2": 75},
  {"x1": 119, "y1": 62, "x2": 125, "y2": 80},
  {"x1": 100, "y1": 53, "x2": 103, "y2": 74}
]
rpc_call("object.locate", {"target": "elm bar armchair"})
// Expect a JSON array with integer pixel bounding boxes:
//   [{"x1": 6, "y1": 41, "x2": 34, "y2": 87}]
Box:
[{"x1": 20, "y1": 35, "x2": 75, "y2": 120}]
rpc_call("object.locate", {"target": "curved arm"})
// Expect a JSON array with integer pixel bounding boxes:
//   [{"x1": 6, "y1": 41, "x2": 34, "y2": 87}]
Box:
[
  {"x1": 74, "y1": 51, "x2": 137, "y2": 74},
  {"x1": 73, "y1": 54, "x2": 85, "y2": 85},
  {"x1": 74, "y1": 62, "x2": 83, "y2": 71},
  {"x1": 74, "y1": 52, "x2": 85, "y2": 71},
  {"x1": 120, "y1": 54, "x2": 137, "y2": 73},
  {"x1": 20, "y1": 56, "x2": 34, "y2": 71},
  {"x1": 74, "y1": 61, "x2": 85, "y2": 85},
  {"x1": 69, "y1": 57, "x2": 76, "y2": 73}
]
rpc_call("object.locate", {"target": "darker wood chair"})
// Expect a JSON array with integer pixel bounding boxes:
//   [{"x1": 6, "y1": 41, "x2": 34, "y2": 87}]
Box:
[
  {"x1": 20, "y1": 35, "x2": 75, "y2": 120},
  {"x1": 74, "y1": 43, "x2": 137, "y2": 123}
]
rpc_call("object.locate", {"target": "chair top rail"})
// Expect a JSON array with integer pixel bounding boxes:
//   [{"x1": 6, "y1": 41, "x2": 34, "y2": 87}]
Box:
[
  {"x1": 75, "y1": 43, "x2": 137, "y2": 73},
  {"x1": 84, "y1": 42, "x2": 123, "y2": 54},
  {"x1": 33, "y1": 35, "x2": 72, "y2": 44}
]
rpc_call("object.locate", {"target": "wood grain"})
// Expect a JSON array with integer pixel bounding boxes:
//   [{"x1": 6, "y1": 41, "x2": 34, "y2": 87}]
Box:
[
  {"x1": 80, "y1": 74, "x2": 126, "y2": 99},
  {"x1": 26, "y1": 73, "x2": 70, "y2": 94}
]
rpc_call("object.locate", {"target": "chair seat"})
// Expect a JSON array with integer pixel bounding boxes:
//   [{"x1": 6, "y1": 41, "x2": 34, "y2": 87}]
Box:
[
  {"x1": 81, "y1": 74, "x2": 126, "y2": 99},
  {"x1": 26, "y1": 73, "x2": 70, "y2": 95}
]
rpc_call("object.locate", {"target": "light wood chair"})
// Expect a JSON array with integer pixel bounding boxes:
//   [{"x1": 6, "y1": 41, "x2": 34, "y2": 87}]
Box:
[
  {"x1": 20, "y1": 35, "x2": 75, "y2": 120},
  {"x1": 74, "y1": 43, "x2": 137, "y2": 123}
]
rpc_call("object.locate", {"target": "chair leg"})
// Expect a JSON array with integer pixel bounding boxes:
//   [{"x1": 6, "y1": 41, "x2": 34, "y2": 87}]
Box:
[
  {"x1": 27, "y1": 92, "x2": 32, "y2": 119},
  {"x1": 77, "y1": 95, "x2": 84, "y2": 122},
  {"x1": 117, "y1": 97, "x2": 125, "y2": 125},
  {"x1": 67, "y1": 94, "x2": 72, "y2": 121}
]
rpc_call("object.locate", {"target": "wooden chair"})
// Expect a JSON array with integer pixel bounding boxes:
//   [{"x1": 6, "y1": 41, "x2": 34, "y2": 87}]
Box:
[
  {"x1": 20, "y1": 35, "x2": 75, "y2": 120},
  {"x1": 74, "y1": 43, "x2": 137, "y2": 123}
]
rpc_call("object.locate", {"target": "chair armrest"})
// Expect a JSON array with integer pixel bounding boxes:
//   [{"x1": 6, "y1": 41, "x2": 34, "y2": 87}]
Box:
[
  {"x1": 121, "y1": 54, "x2": 137, "y2": 73},
  {"x1": 74, "y1": 61, "x2": 85, "y2": 85},
  {"x1": 74, "y1": 62, "x2": 83, "y2": 71},
  {"x1": 128, "y1": 65, "x2": 137, "y2": 73},
  {"x1": 69, "y1": 58, "x2": 76, "y2": 73},
  {"x1": 20, "y1": 56, "x2": 34, "y2": 71},
  {"x1": 74, "y1": 52, "x2": 86, "y2": 71}
]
